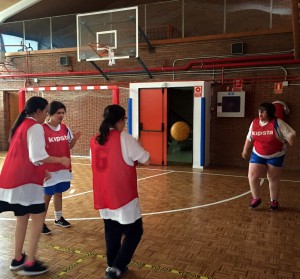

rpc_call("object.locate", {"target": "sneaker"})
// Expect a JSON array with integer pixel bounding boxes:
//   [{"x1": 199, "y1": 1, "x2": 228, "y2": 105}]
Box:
[
  {"x1": 105, "y1": 267, "x2": 111, "y2": 276},
  {"x1": 249, "y1": 198, "x2": 261, "y2": 209},
  {"x1": 10, "y1": 253, "x2": 26, "y2": 270},
  {"x1": 42, "y1": 223, "x2": 51, "y2": 235},
  {"x1": 105, "y1": 267, "x2": 121, "y2": 279},
  {"x1": 17, "y1": 260, "x2": 48, "y2": 276},
  {"x1": 106, "y1": 266, "x2": 128, "y2": 276},
  {"x1": 54, "y1": 216, "x2": 71, "y2": 228},
  {"x1": 269, "y1": 200, "x2": 279, "y2": 211}
]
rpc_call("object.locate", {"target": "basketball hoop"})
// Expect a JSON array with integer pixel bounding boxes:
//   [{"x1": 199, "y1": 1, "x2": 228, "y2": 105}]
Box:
[{"x1": 89, "y1": 43, "x2": 116, "y2": 66}]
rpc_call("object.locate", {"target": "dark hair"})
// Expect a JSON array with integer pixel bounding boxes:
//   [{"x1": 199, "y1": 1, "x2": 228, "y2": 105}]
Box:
[
  {"x1": 9, "y1": 96, "x2": 48, "y2": 142},
  {"x1": 49, "y1": 101, "x2": 66, "y2": 116},
  {"x1": 97, "y1": 105, "x2": 125, "y2": 145},
  {"x1": 258, "y1": 102, "x2": 276, "y2": 120}
]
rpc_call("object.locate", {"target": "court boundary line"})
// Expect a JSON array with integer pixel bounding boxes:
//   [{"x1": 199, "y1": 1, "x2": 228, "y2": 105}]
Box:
[
  {"x1": 1, "y1": 156, "x2": 300, "y2": 182},
  {"x1": 0, "y1": 175, "x2": 260, "y2": 221},
  {"x1": 0, "y1": 159, "x2": 299, "y2": 221}
]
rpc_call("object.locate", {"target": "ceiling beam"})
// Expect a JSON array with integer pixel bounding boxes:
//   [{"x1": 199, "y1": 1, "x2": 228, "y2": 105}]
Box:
[{"x1": 0, "y1": 0, "x2": 41, "y2": 23}]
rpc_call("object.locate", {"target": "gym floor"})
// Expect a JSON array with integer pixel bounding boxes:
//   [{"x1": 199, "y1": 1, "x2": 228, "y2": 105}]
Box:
[{"x1": 0, "y1": 153, "x2": 299, "y2": 279}]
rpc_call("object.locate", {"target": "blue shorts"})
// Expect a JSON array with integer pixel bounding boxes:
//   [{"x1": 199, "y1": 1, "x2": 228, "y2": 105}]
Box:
[
  {"x1": 44, "y1": 182, "x2": 71, "y2": 196},
  {"x1": 250, "y1": 152, "x2": 285, "y2": 167}
]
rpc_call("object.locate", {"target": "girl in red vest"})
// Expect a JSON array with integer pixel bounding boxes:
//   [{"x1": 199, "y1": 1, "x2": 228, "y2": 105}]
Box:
[
  {"x1": 90, "y1": 105, "x2": 150, "y2": 279},
  {"x1": 0, "y1": 96, "x2": 70, "y2": 276},
  {"x1": 42, "y1": 101, "x2": 81, "y2": 235},
  {"x1": 242, "y1": 102, "x2": 296, "y2": 210}
]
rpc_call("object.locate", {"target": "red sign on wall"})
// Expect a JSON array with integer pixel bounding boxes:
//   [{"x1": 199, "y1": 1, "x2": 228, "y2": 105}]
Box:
[
  {"x1": 274, "y1": 82, "x2": 283, "y2": 94},
  {"x1": 194, "y1": 86, "x2": 202, "y2": 97},
  {"x1": 232, "y1": 79, "x2": 243, "y2": 91}
]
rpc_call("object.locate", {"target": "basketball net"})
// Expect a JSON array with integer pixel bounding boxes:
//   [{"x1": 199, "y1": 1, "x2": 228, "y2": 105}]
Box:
[
  {"x1": 108, "y1": 47, "x2": 115, "y2": 66},
  {"x1": 89, "y1": 43, "x2": 116, "y2": 66}
]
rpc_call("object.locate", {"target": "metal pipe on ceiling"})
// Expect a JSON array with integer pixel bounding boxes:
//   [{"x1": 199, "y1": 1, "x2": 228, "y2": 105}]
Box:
[{"x1": 0, "y1": 53, "x2": 299, "y2": 79}]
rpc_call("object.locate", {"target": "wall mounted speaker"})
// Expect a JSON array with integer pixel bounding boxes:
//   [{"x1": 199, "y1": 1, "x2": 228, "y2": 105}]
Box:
[
  {"x1": 231, "y1": 42, "x2": 244, "y2": 55},
  {"x1": 59, "y1": 56, "x2": 70, "y2": 66}
]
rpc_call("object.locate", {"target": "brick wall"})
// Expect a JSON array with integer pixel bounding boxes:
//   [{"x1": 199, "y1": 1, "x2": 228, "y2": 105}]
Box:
[
  {"x1": 24, "y1": 89, "x2": 129, "y2": 156},
  {"x1": 0, "y1": 30, "x2": 299, "y2": 169}
]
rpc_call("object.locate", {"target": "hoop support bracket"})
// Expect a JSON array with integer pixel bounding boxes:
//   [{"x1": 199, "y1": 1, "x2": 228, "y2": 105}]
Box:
[
  {"x1": 89, "y1": 61, "x2": 109, "y2": 80},
  {"x1": 136, "y1": 57, "x2": 153, "y2": 79},
  {"x1": 138, "y1": 25, "x2": 155, "y2": 53}
]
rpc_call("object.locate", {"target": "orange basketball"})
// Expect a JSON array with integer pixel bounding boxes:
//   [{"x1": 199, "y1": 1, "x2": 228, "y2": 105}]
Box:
[{"x1": 170, "y1": 121, "x2": 190, "y2": 141}]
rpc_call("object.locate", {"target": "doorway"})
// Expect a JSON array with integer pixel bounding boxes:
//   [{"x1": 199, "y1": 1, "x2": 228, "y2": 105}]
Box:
[
  {"x1": 167, "y1": 87, "x2": 193, "y2": 165},
  {"x1": 3, "y1": 91, "x2": 19, "y2": 148},
  {"x1": 7, "y1": 91, "x2": 19, "y2": 129},
  {"x1": 130, "y1": 81, "x2": 211, "y2": 169}
]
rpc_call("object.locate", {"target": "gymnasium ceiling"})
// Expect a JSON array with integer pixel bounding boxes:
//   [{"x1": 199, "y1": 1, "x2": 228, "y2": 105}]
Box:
[
  {"x1": 0, "y1": 0, "x2": 169, "y2": 22},
  {"x1": 1, "y1": 0, "x2": 300, "y2": 58}
]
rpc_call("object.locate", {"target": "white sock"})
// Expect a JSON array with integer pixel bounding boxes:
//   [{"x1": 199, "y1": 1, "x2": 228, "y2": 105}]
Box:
[
  {"x1": 111, "y1": 267, "x2": 121, "y2": 276},
  {"x1": 107, "y1": 267, "x2": 121, "y2": 276},
  {"x1": 54, "y1": 211, "x2": 62, "y2": 221}
]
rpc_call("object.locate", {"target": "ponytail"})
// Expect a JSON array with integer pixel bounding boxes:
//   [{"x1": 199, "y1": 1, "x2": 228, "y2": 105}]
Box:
[
  {"x1": 8, "y1": 96, "x2": 48, "y2": 143},
  {"x1": 97, "y1": 119, "x2": 110, "y2": 145},
  {"x1": 9, "y1": 110, "x2": 27, "y2": 142},
  {"x1": 96, "y1": 105, "x2": 125, "y2": 145}
]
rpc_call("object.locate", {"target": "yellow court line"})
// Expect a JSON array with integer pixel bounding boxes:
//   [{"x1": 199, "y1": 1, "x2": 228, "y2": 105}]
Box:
[
  {"x1": 0, "y1": 234, "x2": 211, "y2": 278},
  {"x1": 2, "y1": 236, "x2": 211, "y2": 279}
]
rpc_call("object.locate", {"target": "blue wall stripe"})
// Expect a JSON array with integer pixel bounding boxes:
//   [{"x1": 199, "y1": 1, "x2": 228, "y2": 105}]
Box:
[
  {"x1": 128, "y1": 98, "x2": 132, "y2": 135},
  {"x1": 200, "y1": 98, "x2": 206, "y2": 167}
]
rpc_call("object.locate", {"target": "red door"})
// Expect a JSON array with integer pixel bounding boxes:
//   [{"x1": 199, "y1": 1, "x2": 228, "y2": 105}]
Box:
[{"x1": 139, "y1": 88, "x2": 167, "y2": 165}]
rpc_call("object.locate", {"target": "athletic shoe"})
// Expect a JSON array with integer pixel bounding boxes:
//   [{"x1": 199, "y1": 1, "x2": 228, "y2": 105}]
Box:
[
  {"x1": 106, "y1": 266, "x2": 128, "y2": 276},
  {"x1": 42, "y1": 223, "x2": 51, "y2": 235},
  {"x1": 249, "y1": 198, "x2": 261, "y2": 208},
  {"x1": 10, "y1": 253, "x2": 26, "y2": 270},
  {"x1": 106, "y1": 266, "x2": 111, "y2": 276},
  {"x1": 54, "y1": 216, "x2": 71, "y2": 227},
  {"x1": 105, "y1": 267, "x2": 121, "y2": 279},
  {"x1": 269, "y1": 200, "x2": 279, "y2": 211},
  {"x1": 17, "y1": 260, "x2": 48, "y2": 276}
]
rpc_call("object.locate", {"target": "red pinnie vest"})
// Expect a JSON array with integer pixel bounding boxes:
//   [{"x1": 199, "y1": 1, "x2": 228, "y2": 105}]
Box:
[
  {"x1": 90, "y1": 130, "x2": 138, "y2": 210},
  {"x1": 251, "y1": 118, "x2": 283, "y2": 155},
  {"x1": 43, "y1": 123, "x2": 71, "y2": 172},
  {"x1": 0, "y1": 118, "x2": 46, "y2": 189}
]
